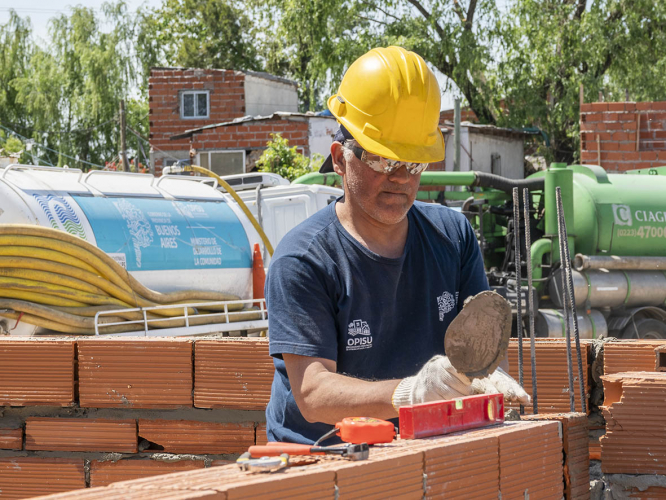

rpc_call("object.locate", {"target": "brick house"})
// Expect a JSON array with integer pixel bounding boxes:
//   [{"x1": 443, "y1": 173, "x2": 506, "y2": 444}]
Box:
[
  {"x1": 148, "y1": 67, "x2": 337, "y2": 175},
  {"x1": 580, "y1": 101, "x2": 666, "y2": 172}
]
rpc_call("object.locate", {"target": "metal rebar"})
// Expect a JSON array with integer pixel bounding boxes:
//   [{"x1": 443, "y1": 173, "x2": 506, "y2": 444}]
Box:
[
  {"x1": 523, "y1": 188, "x2": 538, "y2": 414},
  {"x1": 512, "y1": 188, "x2": 524, "y2": 414},
  {"x1": 558, "y1": 193, "x2": 587, "y2": 414},
  {"x1": 556, "y1": 187, "x2": 576, "y2": 412}
]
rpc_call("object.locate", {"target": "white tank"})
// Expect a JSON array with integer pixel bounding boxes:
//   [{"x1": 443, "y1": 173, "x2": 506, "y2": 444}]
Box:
[{"x1": 0, "y1": 165, "x2": 261, "y2": 300}]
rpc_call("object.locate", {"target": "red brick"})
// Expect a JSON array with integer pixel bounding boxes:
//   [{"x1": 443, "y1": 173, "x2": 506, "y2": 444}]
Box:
[
  {"x1": 622, "y1": 152, "x2": 640, "y2": 161},
  {"x1": 650, "y1": 102, "x2": 666, "y2": 111},
  {"x1": 641, "y1": 151, "x2": 658, "y2": 161},
  {"x1": 255, "y1": 423, "x2": 268, "y2": 445},
  {"x1": 618, "y1": 142, "x2": 636, "y2": 151},
  {"x1": 587, "y1": 103, "x2": 608, "y2": 112},
  {"x1": 194, "y1": 338, "x2": 272, "y2": 410},
  {"x1": 77, "y1": 339, "x2": 193, "y2": 409},
  {"x1": 25, "y1": 417, "x2": 137, "y2": 453},
  {"x1": 90, "y1": 459, "x2": 205, "y2": 488},
  {"x1": 0, "y1": 428, "x2": 22, "y2": 450},
  {"x1": 138, "y1": 420, "x2": 254, "y2": 454},
  {"x1": 637, "y1": 101, "x2": 655, "y2": 111},
  {"x1": 0, "y1": 339, "x2": 75, "y2": 406},
  {"x1": 611, "y1": 132, "x2": 633, "y2": 141},
  {"x1": 607, "y1": 102, "x2": 626, "y2": 112},
  {"x1": 0, "y1": 457, "x2": 86, "y2": 498}
]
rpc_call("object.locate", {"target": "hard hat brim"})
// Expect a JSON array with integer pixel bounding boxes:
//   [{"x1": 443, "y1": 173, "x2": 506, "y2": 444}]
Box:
[{"x1": 328, "y1": 94, "x2": 446, "y2": 165}]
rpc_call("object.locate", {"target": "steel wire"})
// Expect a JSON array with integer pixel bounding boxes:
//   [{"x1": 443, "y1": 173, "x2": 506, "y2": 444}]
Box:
[{"x1": 512, "y1": 188, "x2": 524, "y2": 414}]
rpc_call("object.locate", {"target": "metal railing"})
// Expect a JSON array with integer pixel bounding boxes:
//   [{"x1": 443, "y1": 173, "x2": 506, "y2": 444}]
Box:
[{"x1": 93, "y1": 298, "x2": 268, "y2": 337}]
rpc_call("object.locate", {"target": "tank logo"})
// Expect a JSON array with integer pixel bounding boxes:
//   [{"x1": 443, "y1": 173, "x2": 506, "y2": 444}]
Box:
[
  {"x1": 437, "y1": 291, "x2": 456, "y2": 321},
  {"x1": 347, "y1": 319, "x2": 372, "y2": 351},
  {"x1": 112, "y1": 199, "x2": 154, "y2": 268},
  {"x1": 32, "y1": 194, "x2": 87, "y2": 240},
  {"x1": 612, "y1": 204, "x2": 632, "y2": 227}
]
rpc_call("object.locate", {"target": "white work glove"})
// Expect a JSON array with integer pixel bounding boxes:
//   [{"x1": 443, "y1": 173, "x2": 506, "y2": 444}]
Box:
[
  {"x1": 471, "y1": 367, "x2": 531, "y2": 406},
  {"x1": 391, "y1": 355, "x2": 473, "y2": 410}
]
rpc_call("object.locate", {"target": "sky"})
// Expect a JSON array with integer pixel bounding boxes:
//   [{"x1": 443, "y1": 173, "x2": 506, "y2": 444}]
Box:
[{"x1": 0, "y1": 0, "x2": 460, "y2": 110}]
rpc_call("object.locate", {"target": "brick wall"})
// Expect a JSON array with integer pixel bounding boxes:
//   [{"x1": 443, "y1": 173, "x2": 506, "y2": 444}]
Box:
[
  {"x1": 580, "y1": 101, "x2": 666, "y2": 172},
  {"x1": 439, "y1": 107, "x2": 478, "y2": 125},
  {"x1": 149, "y1": 68, "x2": 246, "y2": 151},
  {"x1": 191, "y1": 119, "x2": 310, "y2": 158}
]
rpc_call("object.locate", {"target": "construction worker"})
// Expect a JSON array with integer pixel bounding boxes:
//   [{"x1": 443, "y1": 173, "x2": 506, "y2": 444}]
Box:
[{"x1": 265, "y1": 46, "x2": 529, "y2": 444}]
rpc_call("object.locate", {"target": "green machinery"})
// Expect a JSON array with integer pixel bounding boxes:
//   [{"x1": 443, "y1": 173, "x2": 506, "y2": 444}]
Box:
[{"x1": 294, "y1": 164, "x2": 666, "y2": 339}]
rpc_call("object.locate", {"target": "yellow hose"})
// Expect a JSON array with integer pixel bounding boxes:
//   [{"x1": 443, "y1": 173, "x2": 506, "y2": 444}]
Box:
[
  {"x1": 0, "y1": 224, "x2": 261, "y2": 334},
  {"x1": 183, "y1": 165, "x2": 274, "y2": 256}
]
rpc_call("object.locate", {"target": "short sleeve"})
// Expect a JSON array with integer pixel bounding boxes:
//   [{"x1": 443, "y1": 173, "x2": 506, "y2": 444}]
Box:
[
  {"x1": 266, "y1": 253, "x2": 340, "y2": 362},
  {"x1": 457, "y1": 217, "x2": 490, "y2": 309}
]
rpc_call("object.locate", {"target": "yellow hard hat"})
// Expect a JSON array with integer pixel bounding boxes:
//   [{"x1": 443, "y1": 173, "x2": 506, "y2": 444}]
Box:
[{"x1": 327, "y1": 46, "x2": 445, "y2": 164}]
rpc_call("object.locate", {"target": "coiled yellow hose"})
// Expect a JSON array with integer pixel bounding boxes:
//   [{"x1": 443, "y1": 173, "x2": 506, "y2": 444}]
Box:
[{"x1": 0, "y1": 224, "x2": 263, "y2": 334}]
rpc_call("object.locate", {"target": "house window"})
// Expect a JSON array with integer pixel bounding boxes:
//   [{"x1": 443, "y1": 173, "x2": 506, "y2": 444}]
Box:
[
  {"x1": 198, "y1": 150, "x2": 245, "y2": 176},
  {"x1": 181, "y1": 91, "x2": 209, "y2": 119}
]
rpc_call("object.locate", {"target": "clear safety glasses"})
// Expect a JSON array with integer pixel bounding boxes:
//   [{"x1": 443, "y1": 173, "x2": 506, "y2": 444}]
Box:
[{"x1": 344, "y1": 144, "x2": 429, "y2": 175}]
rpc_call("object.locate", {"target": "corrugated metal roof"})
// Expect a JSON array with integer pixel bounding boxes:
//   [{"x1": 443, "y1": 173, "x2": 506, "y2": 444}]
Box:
[
  {"x1": 0, "y1": 340, "x2": 75, "y2": 406},
  {"x1": 77, "y1": 339, "x2": 193, "y2": 409},
  {"x1": 194, "y1": 338, "x2": 272, "y2": 410},
  {"x1": 171, "y1": 112, "x2": 335, "y2": 140}
]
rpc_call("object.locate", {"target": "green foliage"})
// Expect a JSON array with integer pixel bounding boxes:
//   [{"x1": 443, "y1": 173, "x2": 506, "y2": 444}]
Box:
[
  {"x1": 138, "y1": 0, "x2": 260, "y2": 71},
  {"x1": 256, "y1": 134, "x2": 323, "y2": 181},
  {"x1": 3, "y1": 136, "x2": 23, "y2": 154}
]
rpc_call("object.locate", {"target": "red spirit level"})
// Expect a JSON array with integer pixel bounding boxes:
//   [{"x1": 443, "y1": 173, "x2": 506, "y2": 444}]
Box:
[{"x1": 399, "y1": 393, "x2": 504, "y2": 440}]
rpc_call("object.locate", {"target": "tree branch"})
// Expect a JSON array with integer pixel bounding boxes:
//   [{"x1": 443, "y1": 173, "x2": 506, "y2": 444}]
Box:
[
  {"x1": 358, "y1": 15, "x2": 389, "y2": 26},
  {"x1": 465, "y1": 0, "x2": 478, "y2": 30},
  {"x1": 452, "y1": 0, "x2": 466, "y2": 24},
  {"x1": 406, "y1": 0, "x2": 445, "y2": 39},
  {"x1": 573, "y1": 0, "x2": 586, "y2": 21},
  {"x1": 361, "y1": 2, "x2": 402, "y2": 22}
]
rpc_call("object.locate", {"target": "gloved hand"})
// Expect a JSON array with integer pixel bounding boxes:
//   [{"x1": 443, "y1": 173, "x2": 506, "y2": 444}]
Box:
[
  {"x1": 391, "y1": 355, "x2": 473, "y2": 410},
  {"x1": 471, "y1": 367, "x2": 531, "y2": 405}
]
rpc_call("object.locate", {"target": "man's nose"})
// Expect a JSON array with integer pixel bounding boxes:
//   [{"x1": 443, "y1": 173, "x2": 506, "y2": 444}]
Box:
[{"x1": 387, "y1": 165, "x2": 411, "y2": 183}]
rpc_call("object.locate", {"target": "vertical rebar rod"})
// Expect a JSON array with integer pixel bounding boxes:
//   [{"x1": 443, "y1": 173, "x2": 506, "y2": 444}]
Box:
[
  {"x1": 523, "y1": 188, "x2": 538, "y2": 414},
  {"x1": 558, "y1": 192, "x2": 587, "y2": 413},
  {"x1": 556, "y1": 187, "x2": 576, "y2": 412},
  {"x1": 512, "y1": 188, "x2": 524, "y2": 414}
]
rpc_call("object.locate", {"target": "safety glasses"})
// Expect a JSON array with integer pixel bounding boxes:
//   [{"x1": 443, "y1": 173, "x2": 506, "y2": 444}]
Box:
[{"x1": 344, "y1": 144, "x2": 429, "y2": 175}]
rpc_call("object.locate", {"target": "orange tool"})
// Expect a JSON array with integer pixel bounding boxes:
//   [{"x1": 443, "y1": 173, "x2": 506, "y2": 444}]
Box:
[
  {"x1": 247, "y1": 442, "x2": 369, "y2": 461},
  {"x1": 313, "y1": 417, "x2": 396, "y2": 446}
]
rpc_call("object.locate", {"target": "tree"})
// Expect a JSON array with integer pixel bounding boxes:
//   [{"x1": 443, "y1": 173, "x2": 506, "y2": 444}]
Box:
[
  {"x1": 7, "y1": 2, "x2": 147, "y2": 169},
  {"x1": 254, "y1": 0, "x2": 666, "y2": 162},
  {"x1": 256, "y1": 133, "x2": 323, "y2": 181},
  {"x1": 138, "y1": 0, "x2": 261, "y2": 71}
]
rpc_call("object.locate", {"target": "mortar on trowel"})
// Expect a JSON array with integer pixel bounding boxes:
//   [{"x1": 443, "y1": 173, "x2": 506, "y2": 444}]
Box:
[{"x1": 444, "y1": 290, "x2": 512, "y2": 380}]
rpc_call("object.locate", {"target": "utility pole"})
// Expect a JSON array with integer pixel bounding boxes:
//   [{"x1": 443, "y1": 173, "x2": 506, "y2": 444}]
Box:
[
  {"x1": 453, "y1": 98, "x2": 461, "y2": 172},
  {"x1": 119, "y1": 99, "x2": 129, "y2": 172}
]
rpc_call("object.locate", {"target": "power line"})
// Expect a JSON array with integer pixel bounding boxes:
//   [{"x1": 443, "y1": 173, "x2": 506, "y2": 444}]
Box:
[{"x1": 0, "y1": 123, "x2": 105, "y2": 169}]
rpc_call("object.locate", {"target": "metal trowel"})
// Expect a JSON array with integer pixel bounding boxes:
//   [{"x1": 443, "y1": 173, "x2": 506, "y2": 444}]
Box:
[{"x1": 444, "y1": 290, "x2": 512, "y2": 380}]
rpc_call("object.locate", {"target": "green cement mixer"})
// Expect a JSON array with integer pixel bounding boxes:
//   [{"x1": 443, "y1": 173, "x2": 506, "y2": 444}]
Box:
[{"x1": 294, "y1": 163, "x2": 666, "y2": 339}]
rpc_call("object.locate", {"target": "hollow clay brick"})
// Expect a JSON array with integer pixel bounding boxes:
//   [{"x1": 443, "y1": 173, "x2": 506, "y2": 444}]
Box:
[
  {"x1": 0, "y1": 427, "x2": 22, "y2": 450},
  {"x1": 507, "y1": 339, "x2": 590, "y2": 414},
  {"x1": 138, "y1": 420, "x2": 254, "y2": 455},
  {"x1": 601, "y1": 372, "x2": 666, "y2": 474},
  {"x1": 194, "y1": 338, "x2": 272, "y2": 410},
  {"x1": 77, "y1": 338, "x2": 193, "y2": 408},
  {"x1": 32, "y1": 486, "x2": 223, "y2": 499},
  {"x1": 604, "y1": 340, "x2": 665, "y2": 375},
  {"x1": 0, "y1": 457, "x2": 86, "y2": 499},
  {"x1": 90, "y1": 459, "x2": 205, "y2": 488},
  {"x1": 255, "y1": 423, "x2": 268, "y2": 445},
  {"x1": 26, "y1": 417, "x2": 137, "y2": 453},
  {"x1": 523, "y1": 412, "x2": 590, "y2": 500},
  {"x1": 0, "y1": 339, "x2": 75, "y2": 406}
]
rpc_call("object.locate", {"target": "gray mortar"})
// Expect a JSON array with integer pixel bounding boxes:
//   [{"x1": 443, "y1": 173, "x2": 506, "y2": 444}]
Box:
[
  {"x1": 0, "y1": 405, "x2": 266, "y2": 423},
  {"x1": 0, "y1": 449, "x2": 241, "y2": 463}
]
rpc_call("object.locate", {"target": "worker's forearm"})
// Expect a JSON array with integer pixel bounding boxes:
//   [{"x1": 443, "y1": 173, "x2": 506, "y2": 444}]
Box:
[{"x1": 300, "y1": 371, "x2": 400, "y2": 424}]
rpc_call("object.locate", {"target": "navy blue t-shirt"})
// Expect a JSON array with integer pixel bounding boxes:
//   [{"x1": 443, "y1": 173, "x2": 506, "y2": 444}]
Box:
[{"x1": 265, "y1": 199, "x2": 489, "y2": 444}]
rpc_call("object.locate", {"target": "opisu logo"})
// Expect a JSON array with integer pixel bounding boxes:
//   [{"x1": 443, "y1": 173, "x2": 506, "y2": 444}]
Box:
[{"x1": 347, "y1": 319, "x2": 373, "y2": 351}]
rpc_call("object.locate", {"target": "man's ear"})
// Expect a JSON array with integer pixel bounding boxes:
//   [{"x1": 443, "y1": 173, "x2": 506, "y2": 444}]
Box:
[{"x1": 331, "y1": 142, "x2": 346, "y2": 176}]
